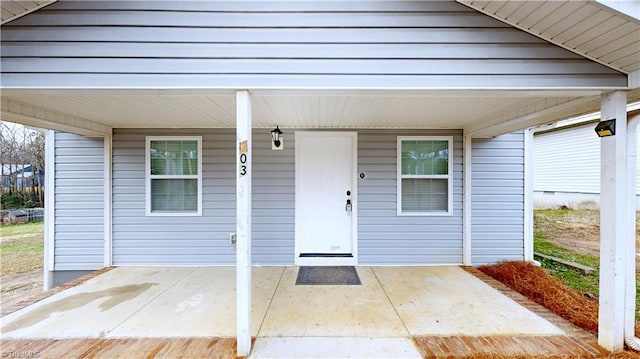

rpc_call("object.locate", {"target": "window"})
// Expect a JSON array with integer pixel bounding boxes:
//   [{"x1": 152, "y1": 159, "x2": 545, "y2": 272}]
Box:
[
  {"x1": 146, "y1": 136, "x2": 202, "y2": 216},
  {"x1": 397, "y1": 136, "x2": 453, "y2": 216}
]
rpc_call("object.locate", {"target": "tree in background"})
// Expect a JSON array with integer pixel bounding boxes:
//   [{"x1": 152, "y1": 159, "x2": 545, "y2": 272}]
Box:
[{"x1": 0, "y1": 122, "x2": 45, "y2": 209}]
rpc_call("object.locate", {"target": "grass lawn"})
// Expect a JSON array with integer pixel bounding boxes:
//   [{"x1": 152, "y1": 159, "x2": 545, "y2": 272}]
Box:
[
  {"x1": 0, "y1": 221, "x2": 44, "y2": 276},
  {"x1": 534, "y1": 239, "x2": 600, "y2": 294},
  {"x1": 533, "y1": 209, "x2": 640, "y2": 321}
]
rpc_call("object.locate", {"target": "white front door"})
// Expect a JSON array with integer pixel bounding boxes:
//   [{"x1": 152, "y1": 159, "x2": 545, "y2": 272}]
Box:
[{"x1": 295, "y1": 132, "x2": 357, "y2": 265}]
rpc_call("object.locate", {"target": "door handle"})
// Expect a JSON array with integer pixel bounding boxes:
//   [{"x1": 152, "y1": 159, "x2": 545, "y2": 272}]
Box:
[{"x1": 345, "y1": 190, "x2": 352, "y2": 212}]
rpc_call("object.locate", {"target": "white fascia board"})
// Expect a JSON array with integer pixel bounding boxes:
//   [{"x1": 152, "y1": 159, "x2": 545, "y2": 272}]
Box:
[
  {"x1": 1, "y1": 98, "x2": 111, "y2": 137},
  {"x1": 1, "y1": 88, "x2": 602, "y2": 98}
]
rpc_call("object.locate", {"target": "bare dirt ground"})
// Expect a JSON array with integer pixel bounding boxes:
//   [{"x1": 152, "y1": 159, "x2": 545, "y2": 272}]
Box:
[
  {"x1": 1, "y1": 270, "x2": 42, "y2": 311},
  {"x1": 1, "y1": 224, "x2": 44, "y2": 312},
  {"x1": 534, "y1": 209, "x2": 640, "y2": 260}
]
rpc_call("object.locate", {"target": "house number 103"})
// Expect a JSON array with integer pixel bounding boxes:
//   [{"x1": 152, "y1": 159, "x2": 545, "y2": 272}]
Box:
[
  {"x1": 239, "y1": 140, "x2": 248, "y2": 177},
  {"x1": 239, "y1": 153, "x2": 247, "y2": 176}
]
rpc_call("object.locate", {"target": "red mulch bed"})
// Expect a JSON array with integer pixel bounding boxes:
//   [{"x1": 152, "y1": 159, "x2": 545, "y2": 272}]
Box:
[{"x1": 479, "y1": 261, "x2": 640, "y2": 358}]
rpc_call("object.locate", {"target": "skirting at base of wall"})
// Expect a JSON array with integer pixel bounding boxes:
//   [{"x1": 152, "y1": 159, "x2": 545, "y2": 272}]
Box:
[
  {"x1": 53, "y1": 270, "x2": 93, "y2": 287},
  {"x1": 533, "y1": 191, "x2": 640, "y2": 210}
]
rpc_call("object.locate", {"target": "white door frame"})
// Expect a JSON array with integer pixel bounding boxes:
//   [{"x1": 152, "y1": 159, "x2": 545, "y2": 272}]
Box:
[{"x1": 294, "y1": 131, "x2": 358, "y2": 266}]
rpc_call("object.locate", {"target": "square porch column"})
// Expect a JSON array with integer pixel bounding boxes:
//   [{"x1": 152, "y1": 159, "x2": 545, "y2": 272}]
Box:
[
  {"x1": 598, "y1": 90, "x2": 627, "y2": 351},
  {"x1": 236, "y1": 90, "x2": 252, "y2": 357}
]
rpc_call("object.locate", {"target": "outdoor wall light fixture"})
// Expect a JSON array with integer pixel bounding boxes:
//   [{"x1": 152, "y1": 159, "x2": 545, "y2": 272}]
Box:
[
  {"x1": 271, "y1": 126, "x2": 284, "y2": 150},
  {"x1": 595, "y1": 119, "x2": 616, "y2": 137}
]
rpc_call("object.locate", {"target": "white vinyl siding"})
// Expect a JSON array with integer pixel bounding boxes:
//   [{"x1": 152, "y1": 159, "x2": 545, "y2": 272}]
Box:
[
  {"x1": 397, "y1": 136, "x2": 453, "y2": 216},
  {"x1": 145, "y1": 136, "x2": 202, "y2": 216},
  {"x1": 534, "y1": 122, "x2": 640, "y2": 195},
  {"x1": 0, "y1": 1, "x2": 626, "y2": 89}
]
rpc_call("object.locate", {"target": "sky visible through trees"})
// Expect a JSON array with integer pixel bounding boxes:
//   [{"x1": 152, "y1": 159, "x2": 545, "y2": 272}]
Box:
[{"x1": 1, "y1": 122, "x2": 45, "y2": 209}]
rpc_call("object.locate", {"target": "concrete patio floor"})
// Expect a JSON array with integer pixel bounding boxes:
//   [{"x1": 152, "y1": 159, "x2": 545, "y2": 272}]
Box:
[{"x1": 1, "y1": 266, "x2": 576, "y2": 357}]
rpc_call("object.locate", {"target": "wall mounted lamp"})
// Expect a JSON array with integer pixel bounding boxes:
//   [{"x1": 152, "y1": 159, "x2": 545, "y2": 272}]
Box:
[
  {"x1": 595, "y1": 119, "x2": 616, "y2": 137},
  {"x1": 270, "y1": 126, "x2": 284, "y2": 150}
]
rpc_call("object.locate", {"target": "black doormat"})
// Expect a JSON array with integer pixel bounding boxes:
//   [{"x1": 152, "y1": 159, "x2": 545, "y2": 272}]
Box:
[{"x1": 295, "y1": 266, "x2": 362, "y2": 285}]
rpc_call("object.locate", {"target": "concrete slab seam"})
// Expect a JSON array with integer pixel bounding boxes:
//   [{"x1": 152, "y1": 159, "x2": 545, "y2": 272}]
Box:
[
  {"x1": 254, "y1": 266, "x2": 287, "y2": 339},
  {"x1": 370, "y1": 267, "x2": 413, "y2": 337}
]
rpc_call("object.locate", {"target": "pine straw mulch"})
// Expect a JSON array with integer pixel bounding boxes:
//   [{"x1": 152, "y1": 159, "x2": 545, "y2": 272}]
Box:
[{"x1": 478, "y1": 261, "x2": 640, "y2": 359}]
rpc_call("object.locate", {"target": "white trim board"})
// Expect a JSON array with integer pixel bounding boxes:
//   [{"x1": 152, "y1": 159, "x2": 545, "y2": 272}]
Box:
[
  {"x1": 144, "y1": 136, "x2": 203, "y2": 217},
  {"x1": 43, "y1": 130, "x2": 56, "y2": 290},
  {"x1": 103, "y1": 134, "x2": 113, "y2": 266},
  {"x1": 396, "y1": 136, "x2": 454, "y2": 216}
]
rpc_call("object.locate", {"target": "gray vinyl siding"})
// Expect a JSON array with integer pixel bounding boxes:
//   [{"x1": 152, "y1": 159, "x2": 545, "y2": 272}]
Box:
[
  {"x1": 358, "y1": 130, "x2": 463, "y2": 264},
  {"x1": 112, "y1": 128, "x2": 294, "y2": 265},
  {"x1": 1, "y1": 1, "x2": 625, "y2": 88},
  {"x1": 54, "y1": 132, "x2": 104, "y2": 270},
  {"x1": 113, "y1": 128, "x2": 465, "y2": 266},
  {"x1": 471, "y1": 132, "x2": 525, "y2": 265}
]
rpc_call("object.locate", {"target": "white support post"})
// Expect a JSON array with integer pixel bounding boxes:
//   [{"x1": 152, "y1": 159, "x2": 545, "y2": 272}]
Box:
[
  {"x1": 524, "y1": 129, "x2": 534, "y2": 262},
  {"x1": 598, "y1": 91, "x2": 627, "y2": 351},
  {"x1": 463, "y1": 135, "x2": 472, "y2": 266},
  {"x1": 43, "y1": 130, "x2": 55, "y2": 290},
  {"x1": 236, "y1": 90, "x2": 252, "y2": 357},
  {"x1": 625, "y1": 113, "x2": 640, "y2": 347},
  {"x1": 103, "y1": 133, "x2": 113, "y2": 267}
]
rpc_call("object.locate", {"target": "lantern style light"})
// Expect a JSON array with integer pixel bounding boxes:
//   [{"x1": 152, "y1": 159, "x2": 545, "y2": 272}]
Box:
[{"x1": 270, "y1": 126, "x2": 284, "y2": 150}]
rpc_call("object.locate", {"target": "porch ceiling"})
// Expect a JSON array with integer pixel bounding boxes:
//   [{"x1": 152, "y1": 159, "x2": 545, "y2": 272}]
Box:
[{"x1": 3, "y1": 89, "x2": 640, "y2": 136}]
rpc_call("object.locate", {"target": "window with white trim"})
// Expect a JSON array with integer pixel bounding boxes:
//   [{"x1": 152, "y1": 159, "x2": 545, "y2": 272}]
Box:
[
  {"x1": 397, "y1": 136, "x2": 453, "y2": 216},
  {"x1": 146, "y1": 136, "x2": 202, "y2": 216}
]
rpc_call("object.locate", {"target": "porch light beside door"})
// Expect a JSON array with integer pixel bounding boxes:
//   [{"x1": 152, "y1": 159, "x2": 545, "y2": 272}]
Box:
[{"x1": 271, "y1": 126, "x2": 284, "y2": 150}]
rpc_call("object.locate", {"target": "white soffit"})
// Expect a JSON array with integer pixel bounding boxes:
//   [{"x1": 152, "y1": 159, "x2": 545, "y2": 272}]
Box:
[
  {"x1": 0, "y1": 92, "x2": 617, "y2": 131},
  {"x1": 1, "y1": 0, "x2": 56, "y2": 24},
  {"x1": 2, "y1": 88, "x2": 638, "y2": 135},
  {"x1": 457, "y1": 0, "x2": 640, "y2": 74}
]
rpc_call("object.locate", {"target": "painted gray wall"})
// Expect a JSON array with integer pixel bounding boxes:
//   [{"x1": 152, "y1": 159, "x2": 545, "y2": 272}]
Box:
[
  {"x1": 112, "y1": 128, "x2": 466, "y2": 265},
  {"x1": 471, "y1": 132, "x2": 525, "y2": 265},
  {"x1": 54, "y1": 132, "x2": 104, "y2": 270},
  {"x1": 358, "y1": 130, "x2": 463, "y2": 265},
  {"x1": 1, "y1": 1, "x2": 625, "y2": 88}
]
